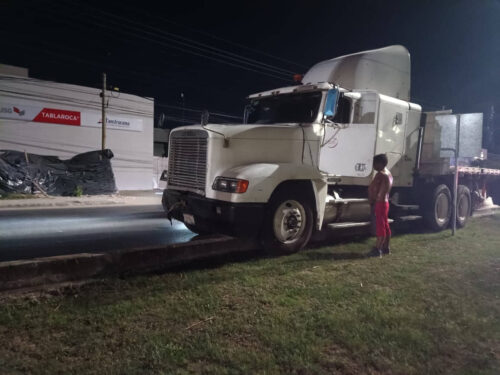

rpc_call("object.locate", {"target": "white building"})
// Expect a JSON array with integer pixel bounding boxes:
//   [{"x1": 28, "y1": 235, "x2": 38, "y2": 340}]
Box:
[{"x1": 0, "y1": 64, "x2": 154, "y2": 191}]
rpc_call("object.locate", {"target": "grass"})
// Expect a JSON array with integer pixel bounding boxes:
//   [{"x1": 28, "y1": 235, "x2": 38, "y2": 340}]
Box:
[
  {"x1": 73, "y1": 185, "x2": 83, "y2": 197},
  {"x1": 0, "y1": 216, "x2": 499, "y2": 374}
]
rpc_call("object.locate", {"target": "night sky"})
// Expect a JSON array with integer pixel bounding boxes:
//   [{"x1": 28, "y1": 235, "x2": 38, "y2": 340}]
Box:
[{"x1": 2, "y1": 0, "x2": 500, "y2": 127}]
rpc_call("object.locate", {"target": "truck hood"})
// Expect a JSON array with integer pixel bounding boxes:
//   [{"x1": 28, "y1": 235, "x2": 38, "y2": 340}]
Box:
[{"x1": 173, "y1": 123, "x2": 304, "y2": 140}]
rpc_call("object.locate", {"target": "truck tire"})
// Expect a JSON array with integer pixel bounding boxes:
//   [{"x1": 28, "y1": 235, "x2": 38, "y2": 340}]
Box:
[
  {"x1": 423, "y1": 184, "x2": 452, "y2": 231},
  {"x1": 456, "y1": 185, "x2": 471, "y2": 229},
  {"x1": 261, "y1": 189, "x2": 313, "y2": 254}
]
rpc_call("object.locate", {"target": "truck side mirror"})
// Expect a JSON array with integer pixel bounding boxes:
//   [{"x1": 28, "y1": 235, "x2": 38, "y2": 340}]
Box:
[{"x1": 323, "y1": 89, "x2": 338, "y2": 120}]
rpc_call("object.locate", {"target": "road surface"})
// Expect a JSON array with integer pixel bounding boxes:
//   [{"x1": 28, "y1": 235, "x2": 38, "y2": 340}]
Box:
[
  {"x1": 1, "y1": 201, "x2": 496, "y2": 263},
  {"x1": 0, "y1": 205, "x2": 196, "y2": 262}
]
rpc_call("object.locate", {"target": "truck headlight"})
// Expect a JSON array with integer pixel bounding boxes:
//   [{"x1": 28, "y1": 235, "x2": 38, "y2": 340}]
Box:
[{"x1": 212, "y1": 177, "x2": 249, "y2": 193}]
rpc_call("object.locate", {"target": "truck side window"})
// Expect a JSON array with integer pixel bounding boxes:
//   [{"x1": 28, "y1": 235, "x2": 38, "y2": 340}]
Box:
[
  {"x1": 353, "y1": 97, "x2": 376, "y2": 124},
  {"x1": 332, "y1": 95, "x2": 351, "y2": 124}
]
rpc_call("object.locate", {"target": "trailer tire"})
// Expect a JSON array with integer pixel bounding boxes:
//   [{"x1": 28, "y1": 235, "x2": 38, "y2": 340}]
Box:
[
  {"x1": 456, "y1": 185, "x2": 471, "y2": 229},
  {"x1": 423, "y1": 184, "x2": 452, "y2": 231},
  {"x1": 261, "y1": 189, "x2": 313, "y2": 254}
]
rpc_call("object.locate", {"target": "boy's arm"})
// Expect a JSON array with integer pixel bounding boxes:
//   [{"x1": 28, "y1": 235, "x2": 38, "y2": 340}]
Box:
[{"x1": 368, "y1": 174, "x2": 379, "y2": 204}]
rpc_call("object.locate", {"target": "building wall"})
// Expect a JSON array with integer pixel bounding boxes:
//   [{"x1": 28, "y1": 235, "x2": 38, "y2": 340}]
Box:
[{"x1": 0, "y1": 75, "x2": 154, "y2": 190}]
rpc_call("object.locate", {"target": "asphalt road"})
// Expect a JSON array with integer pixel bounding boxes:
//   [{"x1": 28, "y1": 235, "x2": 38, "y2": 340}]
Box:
[{"x1": 0, "y1": 205, "x2": 196, "y2": 262}]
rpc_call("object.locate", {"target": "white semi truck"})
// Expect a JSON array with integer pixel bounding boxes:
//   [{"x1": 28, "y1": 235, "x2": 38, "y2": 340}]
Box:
[{"x1": 162, "y1": 45, "x2": 500, "y2": 253}]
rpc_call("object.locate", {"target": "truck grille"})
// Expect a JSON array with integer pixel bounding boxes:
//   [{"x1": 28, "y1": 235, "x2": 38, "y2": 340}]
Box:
[{"x1": 167, "y1": 129, "x2": 208, "y2": 195}]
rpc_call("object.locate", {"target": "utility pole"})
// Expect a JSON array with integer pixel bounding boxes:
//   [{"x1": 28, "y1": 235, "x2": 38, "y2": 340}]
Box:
[
  {"x1": 451, "y1": 115, "x2": 461, "y2": 236},
  {"x1": 101, "y1": 73, "x2": 107, "y2": 151}
]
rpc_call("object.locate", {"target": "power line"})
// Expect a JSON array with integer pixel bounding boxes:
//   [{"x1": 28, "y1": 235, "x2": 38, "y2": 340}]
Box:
[
  {"x1": 158, "y1": 17, "x2": 307, "y2": 70},
  {"x1": 155, "y1": 102, "x2": 241, "y2": 120},
  {"x1": 4, "y1": 3, "x2": 298, "y2": 111},
  {"x1": 1, "y1": 67, "x2": 242, "y2": 120},
  {"x1": 58, "y1": 0, "x2": 296, "y2": 77},
  {"x1": 1, "y1": 73, "x2": 242, "y2": 121},
  {"x1": 103, "y1": 2, "x2": 308, "y2": 70},
  {"x1": 2, "y1": 37, "x2": 244, "y2": 102},
  {"x1": 40, "y1": 1, "x2": 293, "y2": 81},
  {"x1": 2, "y1": 37, "x2": 229, "y2": 93}
]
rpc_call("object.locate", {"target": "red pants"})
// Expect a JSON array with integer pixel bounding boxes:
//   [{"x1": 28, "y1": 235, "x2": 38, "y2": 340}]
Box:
[{"x1": 375, "y1": 201, "x2": 391, "y2": 237}]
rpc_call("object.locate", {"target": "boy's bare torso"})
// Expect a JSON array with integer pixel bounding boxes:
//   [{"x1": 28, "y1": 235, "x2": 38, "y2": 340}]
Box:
[{"x1": 368, "y1": 168, "x2": 393, "y2": 203}]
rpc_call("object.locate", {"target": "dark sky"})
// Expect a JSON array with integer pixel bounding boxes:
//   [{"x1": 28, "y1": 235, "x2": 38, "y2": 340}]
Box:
[{"x1": 1, "y1": 0, "x2": 500, "y2": 126}]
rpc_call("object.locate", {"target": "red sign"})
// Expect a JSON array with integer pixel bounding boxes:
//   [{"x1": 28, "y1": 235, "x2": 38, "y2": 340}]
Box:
[{"x1": 33, "y1": 108, "x2": 81, "y2": 126}]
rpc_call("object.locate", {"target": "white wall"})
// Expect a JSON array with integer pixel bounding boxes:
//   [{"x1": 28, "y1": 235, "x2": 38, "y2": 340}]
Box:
[{"x1": 0, "y1": 75, "x2": 154, "y2": 190}]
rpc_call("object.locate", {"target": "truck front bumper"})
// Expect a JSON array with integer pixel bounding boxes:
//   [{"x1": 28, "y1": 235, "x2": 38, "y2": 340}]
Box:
[{"x1": 162, "y1": 189, "x2": 266, "y2": 236}]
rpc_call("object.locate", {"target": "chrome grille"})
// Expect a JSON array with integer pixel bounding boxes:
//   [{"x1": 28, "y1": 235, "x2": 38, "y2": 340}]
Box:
[{"x1": 167, "y1": 129, "x2": 208, "y2": 195}]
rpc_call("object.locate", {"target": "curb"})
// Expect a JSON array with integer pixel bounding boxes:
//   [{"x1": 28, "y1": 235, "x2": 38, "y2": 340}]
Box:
[
  {"x1": 1, "y1": 209, "x2": 496, "y2": 294},
  {"x1": 0, "y1": 196, "x2": 161, "y2": 211},
  {"x1": 0, "y1": 236, "x2": 257, "y2": 293}
]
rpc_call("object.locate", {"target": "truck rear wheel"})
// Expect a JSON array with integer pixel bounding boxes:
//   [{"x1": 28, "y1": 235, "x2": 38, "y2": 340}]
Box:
[
  {"x1": 262, "y1": 190, "x2": 313, "y2": 254},
  {"x1": 456, "y1": 185, "x2": 471, "y2": 228},
  {"x1": 423, "y1": 184, "x2": 452, "y2": 231}
]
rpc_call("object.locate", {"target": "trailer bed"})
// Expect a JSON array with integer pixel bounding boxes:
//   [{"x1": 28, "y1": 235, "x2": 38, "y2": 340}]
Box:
[{"x1": 457, "y1": 166, "x2": 500, "y2": 176}]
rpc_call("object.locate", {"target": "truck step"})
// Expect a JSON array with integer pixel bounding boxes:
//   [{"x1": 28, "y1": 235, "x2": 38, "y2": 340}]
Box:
[
  {"x1": 326, "y1": 198, "x2": 369, "y2": 204},
  {"x1": 394, "y1": 215, "x2": 422, "y2": 222},
  {"x1": 327, "y1": 218, "x2": 395, "y2": 230},
  {"x1": 327, "y1": 221, "x2": 370, "y2": 229}
]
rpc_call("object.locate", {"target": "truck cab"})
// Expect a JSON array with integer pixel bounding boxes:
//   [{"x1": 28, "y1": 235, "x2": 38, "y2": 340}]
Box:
[{"x1": 163, "y1": 45, "x2": 424, "y2": 252}]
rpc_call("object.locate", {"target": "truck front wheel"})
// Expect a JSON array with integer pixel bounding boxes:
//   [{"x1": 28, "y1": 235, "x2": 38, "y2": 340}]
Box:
[
  {"x1": 423, "y1": 184, "x2": 452, "y2": 231},
  {"x1": 262, "y1": 190, "x2": 313, "y2": 254}
]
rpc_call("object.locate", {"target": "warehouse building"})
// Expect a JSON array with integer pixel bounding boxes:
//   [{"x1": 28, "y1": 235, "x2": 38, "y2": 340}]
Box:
[{"x1": 0, "y1": 64, "x2": 155, "y2": 191}]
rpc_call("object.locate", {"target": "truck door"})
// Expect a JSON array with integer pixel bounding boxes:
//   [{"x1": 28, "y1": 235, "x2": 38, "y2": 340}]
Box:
[
  {"x1": 374, "y1": 98, "x2": 409, "y2": 180},
  {"x1": 319, "y1": 92, "x2": 378, "y2": 178}
]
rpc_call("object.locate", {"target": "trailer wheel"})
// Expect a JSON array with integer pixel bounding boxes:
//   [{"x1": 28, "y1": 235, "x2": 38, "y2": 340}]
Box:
[
  {"x1": 423, "y1": 184, "x2": 452, "y2": 231},
  {"x1": 456, "y1": 185, "x2": 471, "y2": 228},
  {"x1": 261, "y1": 189, "x2": 313, "y2": 254}
]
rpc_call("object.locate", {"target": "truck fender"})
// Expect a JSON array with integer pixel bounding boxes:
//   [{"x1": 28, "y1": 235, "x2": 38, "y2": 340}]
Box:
[{"x1": 214, "y1": 163, "x2": 327, "y2": 230}]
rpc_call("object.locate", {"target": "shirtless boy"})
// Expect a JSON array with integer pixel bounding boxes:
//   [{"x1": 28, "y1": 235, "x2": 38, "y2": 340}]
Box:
[{"x1": 368, "y1": 154, "x2": 393, "y2": 257}]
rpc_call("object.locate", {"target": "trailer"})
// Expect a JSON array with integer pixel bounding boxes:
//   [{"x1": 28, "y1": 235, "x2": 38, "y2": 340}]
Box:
[{"x1": 162, "y1": 45, "x2": 500, "y2": 253}]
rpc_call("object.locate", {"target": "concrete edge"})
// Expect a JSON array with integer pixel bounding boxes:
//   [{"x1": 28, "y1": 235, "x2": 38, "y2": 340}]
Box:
[
  {"x1": 0, "y1": 198, "x2": 162, "y2": 211},
  {"x1": 0, "y1": 237, "x2": 258, "y2": 293},
  {"x1": 1, "y1": 209, "x2": 496, "y2": 294}
]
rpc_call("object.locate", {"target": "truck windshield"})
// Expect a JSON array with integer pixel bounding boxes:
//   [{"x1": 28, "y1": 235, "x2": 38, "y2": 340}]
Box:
[{"x1": 246, "y1": 91, "x2": 322, "y2": 124}]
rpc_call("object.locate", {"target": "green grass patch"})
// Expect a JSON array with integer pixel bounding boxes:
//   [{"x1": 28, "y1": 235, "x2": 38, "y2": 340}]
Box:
[{"x1": 0, "y1": 216, "x2": 499, "y2": 374}]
